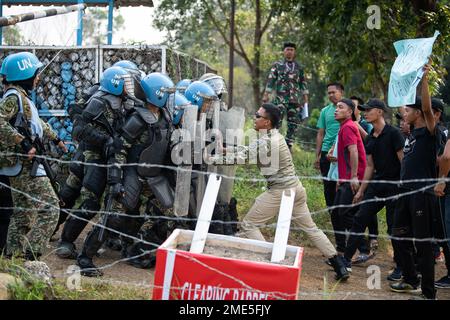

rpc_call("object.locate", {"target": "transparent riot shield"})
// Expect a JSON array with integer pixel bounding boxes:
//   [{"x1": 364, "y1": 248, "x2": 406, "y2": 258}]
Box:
[
  {"x1": 173, "y1": 105, "x2": 198, "y2": 217},
  {"x1": 216, "y1": 106, "x2": 246, "y2": 204}
]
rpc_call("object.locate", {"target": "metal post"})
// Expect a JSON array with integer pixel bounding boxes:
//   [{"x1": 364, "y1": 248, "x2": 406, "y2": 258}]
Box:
[
  {"x1": 228, "y1": 0, "x2": 235, "y2": 108},
  {"x1": 77, "y1": 0, "x2": 84, "y2": 46},
  {"x1": 107, "y1": 0, "x2": 113, "y2": 45}
]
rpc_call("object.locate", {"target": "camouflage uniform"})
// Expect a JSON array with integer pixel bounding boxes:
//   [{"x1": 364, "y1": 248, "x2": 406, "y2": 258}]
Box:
[
  {"x1": 0, "y1": 86, "x2": 59, "y2": 257},
  {"x1": 59, "y1": 93, "x2": 127, "y2": 252},
  {"x1": 265, "y1": 59, "x2": 308, "y2": 146}
]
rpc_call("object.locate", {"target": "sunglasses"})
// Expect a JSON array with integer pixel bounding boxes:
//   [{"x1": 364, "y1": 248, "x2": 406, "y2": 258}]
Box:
[{"x1": 254, "y1": 112, "x2": 268, "y2": 119}]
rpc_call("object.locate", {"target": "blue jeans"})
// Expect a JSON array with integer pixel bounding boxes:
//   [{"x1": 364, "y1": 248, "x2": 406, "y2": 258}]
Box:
[{"x1": 445, "y1": 195, "x2": 450, "y2": 249}]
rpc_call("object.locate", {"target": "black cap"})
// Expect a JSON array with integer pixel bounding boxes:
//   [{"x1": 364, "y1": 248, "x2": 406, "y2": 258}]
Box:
[
  {"x1": 406, "y1": 97, "x2": 422, "y2": 110},
  {"x1": 431, "y1": 98, "x2": 444, "y2": 113},
  {"x1": 358, "y1": 98, "x2": 387, "y2": 112},
  {"x1": 283, "y1": 42, "x2": 296, "y2": 50},
  {"x1": 339, "y1": 98, "x2": 357, "y2": 121}
]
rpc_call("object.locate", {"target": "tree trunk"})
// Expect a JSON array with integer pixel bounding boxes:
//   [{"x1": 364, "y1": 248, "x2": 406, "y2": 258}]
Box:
[{"x1": 252, "y1": 0, "x2": 262, "y2": 109}]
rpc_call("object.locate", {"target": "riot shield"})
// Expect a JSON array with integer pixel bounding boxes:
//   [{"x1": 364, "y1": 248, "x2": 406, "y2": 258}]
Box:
[
  {"x1": 194, "y1": 113, "x2": 207, "y2": 216},
  {"x1": 216, "y1": 106, "x2": 246, "y2": 204},
  {"x1": 173, "y1": 105, "x2": 198, "y2": 217}
]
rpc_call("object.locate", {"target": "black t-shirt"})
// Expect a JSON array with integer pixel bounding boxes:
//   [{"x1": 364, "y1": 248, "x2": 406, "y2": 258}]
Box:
[
  {"x1": 400, "y1": 126, "x2": 441, "y2": 191},
  {"x1": 365, "y1": 124, "x2": 405, "y2": 181}
]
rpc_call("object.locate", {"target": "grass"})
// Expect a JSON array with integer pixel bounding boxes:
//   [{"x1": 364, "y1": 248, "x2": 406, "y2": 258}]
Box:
[{"x1": 0, "y1": 256, "x2": 151, "y2": 300}]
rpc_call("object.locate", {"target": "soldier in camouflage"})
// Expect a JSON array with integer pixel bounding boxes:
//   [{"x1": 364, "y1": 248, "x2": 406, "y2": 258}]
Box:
[
  {"x1": 263, "y1": 42, "x2": 309, "y2": 151},
  {"x1": 0, "y1": 52, "x2": 67, "y2": 260},
  {"x1": 56, "y1": 66, "x2": 136, "y2": 266},
  {"x1": 74, "y1": 72, "x2": 176, "y2": 275}
]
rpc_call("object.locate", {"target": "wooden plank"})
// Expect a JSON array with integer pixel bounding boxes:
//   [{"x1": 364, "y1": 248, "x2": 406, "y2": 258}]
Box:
[
  {"x1": 271, "y1": 189, "x2": 295, "y2": 263},
  {"x1": 189, "y1": 173, "x2": 222, "y2": 253}
]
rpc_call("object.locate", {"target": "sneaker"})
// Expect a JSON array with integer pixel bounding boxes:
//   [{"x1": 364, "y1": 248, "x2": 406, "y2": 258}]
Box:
[
  {"x1": 390, "y1": 281, "x2": 421, "y2": 294},
  {"x1": 435, "y1": 275, "x2": 450, "y2": 289},
  {"x1": 409, "y1": 294, "x2": 437, "y2": 300},
  {"x1": 387, "y1": 267, "x2": 403, "y2": 281},
  {"x1": 352, "y1": 252, "x2": 375, "y2": 265}
]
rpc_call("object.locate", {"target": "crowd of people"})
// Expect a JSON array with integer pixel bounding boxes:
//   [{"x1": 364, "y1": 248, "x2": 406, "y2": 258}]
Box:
[{"x1": 0, "y1": 42, "x2": 448, "y2": 300}]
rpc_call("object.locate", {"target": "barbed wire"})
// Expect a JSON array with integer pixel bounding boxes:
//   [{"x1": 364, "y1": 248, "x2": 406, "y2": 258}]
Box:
[
  {"x1": 1, "y1": 151, "x2": 448, "y2": 300},
  {"x1": 1, "y1": 151, "x2": 449, "y2": 186}
]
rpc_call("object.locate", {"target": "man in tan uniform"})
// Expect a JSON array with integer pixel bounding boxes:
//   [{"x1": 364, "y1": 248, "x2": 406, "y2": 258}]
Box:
[{"x1": 209, "y1": 103, "x2": 349, "y2": 280}]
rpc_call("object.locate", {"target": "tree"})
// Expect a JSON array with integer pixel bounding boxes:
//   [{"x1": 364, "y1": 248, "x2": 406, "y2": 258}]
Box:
[
  {"x1": 154, "y1": 0, "x2": 296, "y2": 107},
  {"x1": 83, "y1": 8, "x2": 125, "y2": 45},
  {"x1": 2, "y1": 26, "x2": 24, "y2": 45},
  {"x1": 295, "y1": 0, "x2": 449, "y2": 99}
]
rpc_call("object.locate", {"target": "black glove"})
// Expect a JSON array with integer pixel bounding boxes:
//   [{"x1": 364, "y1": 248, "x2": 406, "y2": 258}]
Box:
[
  {"x1": 104, "y1": 136, "x2": 123, "y2": 158},
  {"x1": 20, "y1": 139, "x2": 33, "y2": 154}
]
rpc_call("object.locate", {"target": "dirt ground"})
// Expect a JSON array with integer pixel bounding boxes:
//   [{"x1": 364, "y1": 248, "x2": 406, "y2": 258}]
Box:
[{"x1": 43, "y1": 228, "x2": 450, "y2": 300}]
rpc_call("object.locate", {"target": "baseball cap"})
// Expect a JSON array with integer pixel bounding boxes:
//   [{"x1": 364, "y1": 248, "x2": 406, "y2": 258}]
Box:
[
  {"x1": 431, "y1": 97, "x2": 444, "y2": 113},
  {"x1": 358, "y1": 98, "x2": 388, "y2": 112}
]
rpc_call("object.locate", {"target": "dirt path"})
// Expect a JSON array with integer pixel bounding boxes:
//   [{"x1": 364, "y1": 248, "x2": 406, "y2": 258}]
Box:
[{"x1": 43, "y1": 231, "x2": 450, "y2": 300}]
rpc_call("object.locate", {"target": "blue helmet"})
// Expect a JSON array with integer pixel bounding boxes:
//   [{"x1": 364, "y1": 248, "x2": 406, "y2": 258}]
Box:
[
  {"x1": 171, "y1": 92, "x2": 193, "y2": 126},
  {"x1": 184, "y1": 81, "x2": 217, "y2": 109},
  {"x1": 140, "y1": 72, "x2": 175, "y2": 108},
  {"x1": 176, "y1": 79, "x2": 192, "y2": 95},
  {"x1": 99, "y1": 66, "x2": 129, "y2": 96},
  {"x1": 0, "y1": 55, "x2": 10, "y2": 76},
  {"x1": 113, "y1": 60, "x2": 138, "y2": 71},
  {"x1": 2, "y1": 52, "x2": 43, "y2": 82}
]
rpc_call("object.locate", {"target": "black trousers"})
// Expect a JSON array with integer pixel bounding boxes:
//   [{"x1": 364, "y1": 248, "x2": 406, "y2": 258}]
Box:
[
  {"x1": 319, "y1": 151, "x2": 336, "y2": 208},
  {"x1": 344, "y1": 183, "x2": 401, "y2": 264},
  {"x1": 332, "y1": 183, "x2": 370, "y2": 254},
  {"x1": 393, "y1": 191, "x2": 438, "y2": 299},
  {"x1": 0, "y1": 175, "x2": 13, "y2": 253},
  {"x1": 435, "y1": 196, "x2": 450, "y2": 273}
]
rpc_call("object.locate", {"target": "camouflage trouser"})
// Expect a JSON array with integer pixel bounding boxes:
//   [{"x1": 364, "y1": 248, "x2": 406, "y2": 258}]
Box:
[
  {"x1": 66, "y1": 172, "x2": 82, "y2": 189},
  {"x1": 284, "y1": 103, "x2": 301, "y2": 146},
  {"x1": 7, "y1": 164, "x2": 59, "y2": 256}
]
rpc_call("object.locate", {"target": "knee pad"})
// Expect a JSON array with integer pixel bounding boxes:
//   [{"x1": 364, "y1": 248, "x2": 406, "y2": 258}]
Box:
[
  {"x1": 83, "y1": 162, "x2": 106, "y2": 198},
  {"x1": 59, "y1": 183, "x2": 81, "y2": 209}
]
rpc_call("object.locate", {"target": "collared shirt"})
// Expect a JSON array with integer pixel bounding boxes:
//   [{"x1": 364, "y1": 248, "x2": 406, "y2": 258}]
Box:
[
  {"x1": 365, "y1": 124, "x2": 404, "y2": 181},
  {"x1": 317, "y1": 103, "x2": 340, "y2": 152},
  {"x1": 265, "y1": 59, "x2": 308, "y2": 105},
  {"x1": 337, "y1": 118, "x2": 366, "y2": 181}
]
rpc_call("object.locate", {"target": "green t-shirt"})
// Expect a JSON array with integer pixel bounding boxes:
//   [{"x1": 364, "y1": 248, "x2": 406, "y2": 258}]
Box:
[{"x1": 317, "y1": 103, "x2": 340, "y2": 152}]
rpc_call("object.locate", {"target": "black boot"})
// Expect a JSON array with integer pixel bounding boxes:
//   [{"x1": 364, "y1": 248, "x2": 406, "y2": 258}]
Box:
[
  {"x1": 60, "y1": 199, "x2": 100, "y2": 243},
  {"x1": 222, "y1": 204, "x2": 234, "y2": 236},
  {"x1": 77, "y1": 256, "x2": 103, "y2": 277},
  {"x1": 24, "y1": 250, "x2": 41, "y2": 261},
  {"x1": 328, "y1": 255, "x2": 350, "y2": 281},
  {"x1": 228, "y1": 197, "x2": 239, "y2": 234},
  {"x1": 209, "y1": 205, "x2": 225, "y2": 234},
  {"x1": 56, "y1": 241, "x2": 78, "y2": 259}
]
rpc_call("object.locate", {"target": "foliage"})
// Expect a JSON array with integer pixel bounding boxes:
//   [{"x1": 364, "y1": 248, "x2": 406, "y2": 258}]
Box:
[
  {"x1": 154, "y1": 0, "x2": 449, "y2": 118},
  {"x1": 2, "y1": 26, "x2": 24, "y2": 46},
  {"x1": 83, "y1": 8, "x2": 125, "y2": 45}
]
